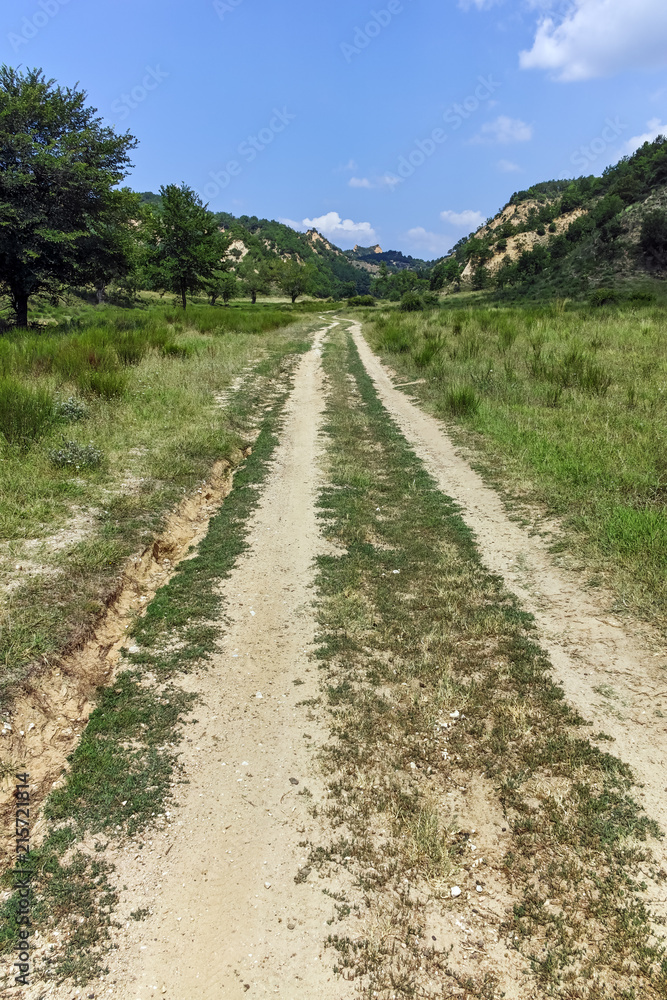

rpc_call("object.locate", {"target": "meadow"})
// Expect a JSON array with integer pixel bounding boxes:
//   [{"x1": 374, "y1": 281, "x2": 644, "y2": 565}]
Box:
[
  {"x1": 0, "y1": 296, "x2": 318, "y2": 700},
  {"x1": 365, "y1": 297, "x2": 667, "y2": 631}
]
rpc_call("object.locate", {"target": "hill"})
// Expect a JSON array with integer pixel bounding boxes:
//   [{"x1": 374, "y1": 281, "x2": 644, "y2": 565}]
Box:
[
  {"x1": 138, "y1": 194, "x2": 372, "y2": 297},
  {"x1": 431, "y1": 136, "x2": 667, "y2": 298},
  {"x1": 344, "y1": 244, "x2": 433, "y2": 273}
]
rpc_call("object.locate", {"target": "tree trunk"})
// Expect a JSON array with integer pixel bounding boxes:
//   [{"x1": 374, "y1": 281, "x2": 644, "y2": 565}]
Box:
[
  {"x1": 181, "y1": 282, "x2": 187, "y2": 310},
  {"x1": 291, "y1": 292, "x2": 298, "y2": 303},
  {"x1": 96, "y1": 283, "x2": 106, "y2": 305},
  {"x1": 14, "y1": 292, "x2": 29, "y2": 328},
  {"x1": 251, "y1": 291, "x2": 257, "y2": 304}
]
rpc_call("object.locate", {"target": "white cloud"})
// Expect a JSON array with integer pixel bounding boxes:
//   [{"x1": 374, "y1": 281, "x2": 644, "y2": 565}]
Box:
[
  {"x1": 348, "y1": 174, "x2": 401, "y2": 190},
  {"x1": 281, "y1": 211, "x2": 377, "y2": 245},
  {"x1": 440, "y1": 209, "x2": 485, "y2": 229},
  {"x1": 498, "y1": 158, "x2": 521, "y2": 172},
  {"x1": 406, "y1": 228, "x2": 453, "y2": 256},
  {"x1": 459, "y1": 0, "x2": 502, "y2": 9},
  {"x1": 624, "y1": 118, "x2": 667, "y2": 155},
  {"x1": 471, "y1": 115, "x2": 533, "y2": 144},
  {"x1": 520, "y1": 0, "x2": 667, "y2": 82},
  {"x1": 336, "y1": 159, "x2": 358, "y2": 172}
]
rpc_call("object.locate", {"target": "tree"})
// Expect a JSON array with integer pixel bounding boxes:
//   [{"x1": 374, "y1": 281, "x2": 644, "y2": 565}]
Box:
[
  {"x1": 206, "y1": 270, "x2": 240, "y2": 306},
  {"x1": 640, "y1": 210, "x2": 667, "y2": 267},
  {"x1": 77, "y1": 188, "x2": 144, "y2": 303},
  {"x1": 147, "y1": 183, "x2": 225, "y2": 309},
  {"x1": 276, "y1": 259, "x2": 312, "y2": 303},
  {"x1": 0, "y1": 66, "x2": 137, "y2": 325},
  {"x1": 239, "y1": 259, "x2": 271, "y2": 303},
  {"x1": 430, "y1": 258, "x2": 461, "y2": 291}
]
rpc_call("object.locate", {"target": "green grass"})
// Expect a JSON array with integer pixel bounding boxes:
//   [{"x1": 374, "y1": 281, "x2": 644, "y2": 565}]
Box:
[
  {"x1": 0, "y1": 300, "x2": 317, "y2": 702},
  {"x1": 312, "y1": 322, "x2": 666, "y2": 998},
  {"x1": 364, "y1": 300, "x2": 667, "y2": 631}
]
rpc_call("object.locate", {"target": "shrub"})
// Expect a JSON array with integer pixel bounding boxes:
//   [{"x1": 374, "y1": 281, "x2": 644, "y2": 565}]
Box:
[
  {"x1": 627, "y1": 289, "x2": 656, "y2": 304},
  {"x1": 115, "y1": 331, "x2": 148, "y2": 365},
  {"x1": 400, "y1": 292, "x2": 424, "y2": 312},
  {"x1": 49, "y1": 439, "x2": 103, "y2": 470},
  {"x1": 79, "y1": 370, "x2": 127, "y2": 398},
  {"x1": 162, "y1": 341, "x2": 194, "y2": 359},
  {"x1": 347, "y1": 295, "x2": 376, "y2": 307},
  {"x1": 55, "y1": 396, "x2": 88, "y2": 422},
  {"x1": 443, "y1": 385, "x2": 479, "y2": 416},
  {"x1": 380, "y1": 325, "x2": 413, "y2": 353},
  {"x1": 589, "y1": 288, "x2": 620, "y2": 307},
  {"x1": 421, "y1": 292, "x2": 440, "y2": 308},
  {"x1": 413, "y1": 341, "x2": 441, "y2": 368},
  {"x1": 0, "y1": 378, "x2": 55, "y2": 446}
]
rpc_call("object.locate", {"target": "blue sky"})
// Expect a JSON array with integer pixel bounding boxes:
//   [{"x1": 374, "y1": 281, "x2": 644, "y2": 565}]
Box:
[{"x1": 4, "y1": 0, "x2": 667, "y2": 257}]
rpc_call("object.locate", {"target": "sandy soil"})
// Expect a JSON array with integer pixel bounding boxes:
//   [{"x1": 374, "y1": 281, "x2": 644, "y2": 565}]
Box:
[
  {"x1": 352, "y1": 321, "x2": 667, "y2": 882},
  {"x1": 39, "y1": 323, "x2": 357, "y2": 1000}
]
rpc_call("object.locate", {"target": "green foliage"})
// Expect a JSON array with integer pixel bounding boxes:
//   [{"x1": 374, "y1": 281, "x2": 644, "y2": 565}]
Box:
[
  {"x1": 0, "y1": 377, "x2": 54, "y2": 446},
  {"x1": 49, "y1": 439, "x2": 104, "y2": 470},
  {"x1": 640, "y1": 210, "x2": 667, "y2": 267},
  {"x1": 238, "y1": 258, "x2": 271, "y2": 303},
  {"x1": 371, "y1": 266, "x2": 429, "y2": 301},
  {"x1": 430, "y1": 258, "x2": 461, "y2": 291},
  {"x1": 206, "y1": 270, "x2": 240, "y2": 307},
  {"x1": 590, "y1": 288, "x2": 621, "y2": 307},
  {"x1": 347, "y1": 295, "x2": 376, "y2": 307},
  {"x1": 55, "y1": 396, "x2": 88, "y2": 422},
  {"x1": 146, "y1": 183, "x2": 226, "y2": 308},
  {"x1": 400, "y1": 291, "x2": 424, "y2": 312},
  {"x1": 0, "y1": 66, "x2": 137, "y2": 325},
  {"x1": 443, "y1": 385, "x2": 480, "y2": 415},
  {"x1": 275, "y1": 259, "x2": 313, "y2": 303}
]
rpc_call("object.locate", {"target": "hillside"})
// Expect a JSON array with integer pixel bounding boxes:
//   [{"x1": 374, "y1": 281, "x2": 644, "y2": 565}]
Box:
[
  {"x1": 344, "y1": 244, "x2": 432, "y2": 273},
  {"x1": 138, "y1": 194, "x2": 372, "y2": 297},
  {"x1": 431, "y1": 136, "x2": 667, "y2": 298}
]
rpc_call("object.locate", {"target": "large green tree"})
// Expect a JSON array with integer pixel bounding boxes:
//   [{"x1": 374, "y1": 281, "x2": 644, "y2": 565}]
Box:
[
  {"x1": 147, "y1": 183, "x2": 225, "y2": 309},
  {"x1": 0, "y1": 66, "x2": 137, "y2": 325},
  {"x1": 77, "y1": 187, "x2": 144, "y2": 303},
  {"x1": 239, "y1": 258, "x2": 271, "y2": 304},
  {"x1": 275, "y1": 259, "x2": 312, "y2": 303}
]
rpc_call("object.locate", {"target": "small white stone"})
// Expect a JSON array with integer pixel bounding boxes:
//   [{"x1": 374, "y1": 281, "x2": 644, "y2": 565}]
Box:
[
  {"x1": 451, "y1": 886, "x2": 462, "y2": 898},
  {"x1": 409, "y1": 762, "x2": 417, "y2": 770},
  {"x1": 256, "y1": 692, "x2": 263, "y2": 699},
  {"x1": 393, "y1": 570, "x2": 400, "y2": 575},
  {"x1": 264, "y1": 882, "x2": 271, "y2": 889},
  {"x1": 129, "y1": 646, "x2": 140, "y2": 654},
  {"x1": 476, "y1": 886, "x2": 483, "y2": 893},
  {"x1": 450, "y1": 710, "x2": 460, "y2": 719}
]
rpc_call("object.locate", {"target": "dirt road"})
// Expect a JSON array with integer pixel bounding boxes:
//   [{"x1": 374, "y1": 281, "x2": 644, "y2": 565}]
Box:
[
  {"x1": 18, "y1": 318, "x2": 667, "y2": 998},
  {"x1": 41, "y1": 323, "x2": 354, "y2": 1000}
]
